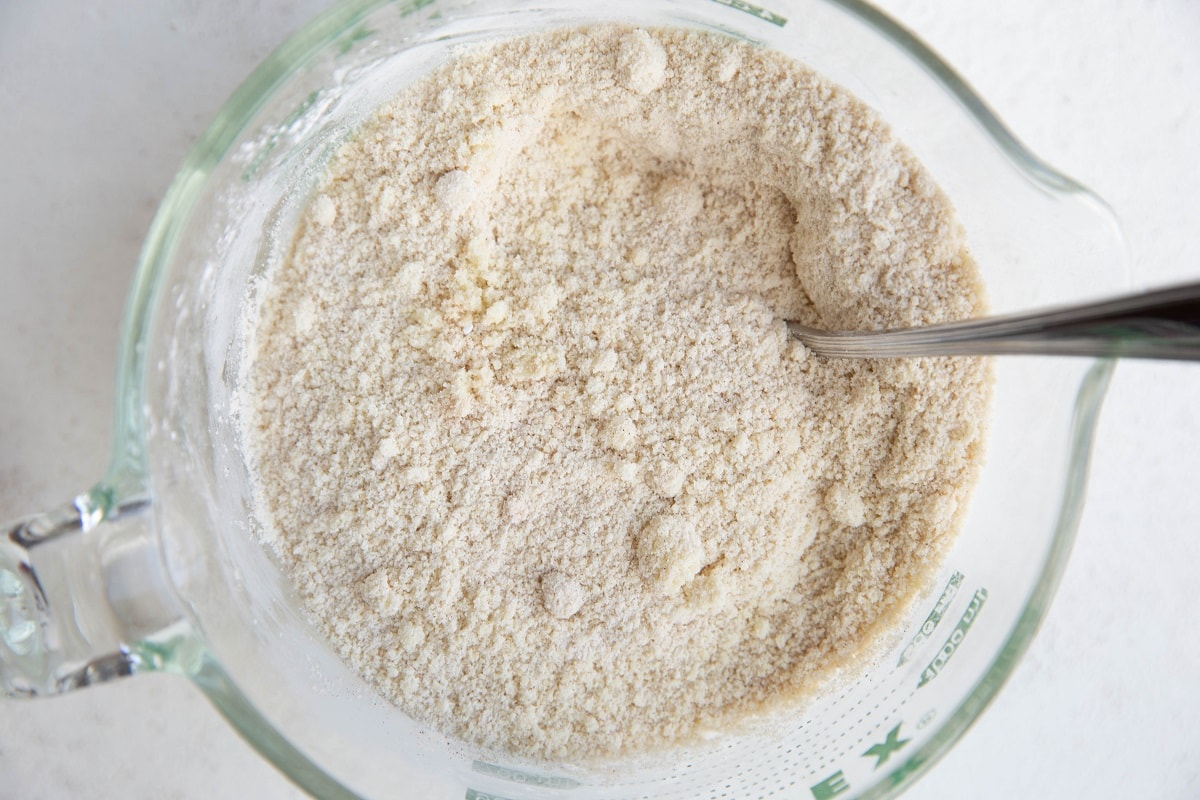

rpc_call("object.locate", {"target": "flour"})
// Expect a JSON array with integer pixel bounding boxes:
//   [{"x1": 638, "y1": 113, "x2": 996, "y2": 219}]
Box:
[{"x1": 245, "y1": 25, "x2": 990, "y2": 762}]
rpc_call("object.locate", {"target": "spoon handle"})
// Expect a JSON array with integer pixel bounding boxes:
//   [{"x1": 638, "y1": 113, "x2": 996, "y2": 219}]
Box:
[{"x1": 788, "y1": 281, "x2": 1200, "y2": 360}]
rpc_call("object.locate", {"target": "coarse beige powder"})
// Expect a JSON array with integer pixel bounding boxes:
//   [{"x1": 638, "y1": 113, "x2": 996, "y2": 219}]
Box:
[{"x1": 246, "y1": 25, "x2": 991, "y2": 763}]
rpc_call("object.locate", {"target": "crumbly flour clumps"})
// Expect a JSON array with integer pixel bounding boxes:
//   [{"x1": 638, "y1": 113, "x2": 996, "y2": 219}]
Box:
[{"x1": 246, "y1": 25, "x2": 990, "y2": 762}]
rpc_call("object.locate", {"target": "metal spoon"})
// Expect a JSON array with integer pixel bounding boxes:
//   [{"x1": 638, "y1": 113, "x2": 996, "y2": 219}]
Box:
[{"x1": 786, "y1": 281, "x2": 1200, "y2": 360}]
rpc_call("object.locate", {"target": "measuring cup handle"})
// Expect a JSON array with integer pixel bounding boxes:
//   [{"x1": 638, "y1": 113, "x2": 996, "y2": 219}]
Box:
[{"x1": 0, "y1": 487, "x2": 184, "y2": 697}]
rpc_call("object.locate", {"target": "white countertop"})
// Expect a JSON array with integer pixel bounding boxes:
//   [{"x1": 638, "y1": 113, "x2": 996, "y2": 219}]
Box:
[{"x1": 2, "y1": 1, "x2": 1198, "y2": 798}]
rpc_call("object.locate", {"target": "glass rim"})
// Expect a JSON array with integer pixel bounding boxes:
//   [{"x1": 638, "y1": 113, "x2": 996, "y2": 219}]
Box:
[{"x1": 105, "y1": 1, "x2": 1125, "y2": 798}]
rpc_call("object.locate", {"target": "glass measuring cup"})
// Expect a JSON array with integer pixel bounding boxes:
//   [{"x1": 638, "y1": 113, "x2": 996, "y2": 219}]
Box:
[{"x1": 0, "y1": 1, "x2": 1128, "y2": 798}]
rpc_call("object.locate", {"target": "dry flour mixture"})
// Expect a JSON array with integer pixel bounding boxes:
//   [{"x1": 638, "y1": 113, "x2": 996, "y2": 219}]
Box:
[{"x1": 244, "y1": 25, "x2": 991, "y2": 762}]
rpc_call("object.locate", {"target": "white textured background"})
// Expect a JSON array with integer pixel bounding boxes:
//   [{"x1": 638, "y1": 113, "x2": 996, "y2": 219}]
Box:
[{"x1": 1, "y1": 1, "x2": 1198, "y2": 798}]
